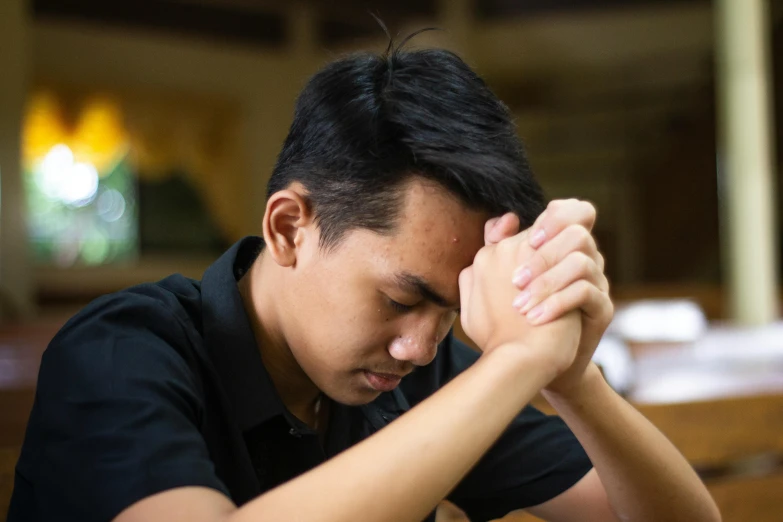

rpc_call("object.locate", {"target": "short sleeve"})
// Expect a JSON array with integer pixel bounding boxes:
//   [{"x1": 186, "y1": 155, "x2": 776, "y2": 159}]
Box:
[
  {"x1": 403, "y1": 332, "x2": 593, "y2": 521},
  {"x1": 12, "y1": 302, "x2": 229, "y2": 522}
]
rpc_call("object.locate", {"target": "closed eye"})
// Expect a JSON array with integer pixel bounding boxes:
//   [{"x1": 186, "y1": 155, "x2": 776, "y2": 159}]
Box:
[{"x1": 388, "y1": 298, "x2": 415, "y2": 314}]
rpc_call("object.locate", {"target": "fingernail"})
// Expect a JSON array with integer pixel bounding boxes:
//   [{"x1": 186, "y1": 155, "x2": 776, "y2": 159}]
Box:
[
  {"x1": 512, "y1": 290, "x2": 530, "y2": 309},
  {"x1": 512, "y1": 267, "x2": 531, "y2": 287},
  {"x1": 527, "y1": 304, "x2": 544, "y2": 322},
  {"x1": 530, "y1": 229, "x2": 547, "y2": 248}
]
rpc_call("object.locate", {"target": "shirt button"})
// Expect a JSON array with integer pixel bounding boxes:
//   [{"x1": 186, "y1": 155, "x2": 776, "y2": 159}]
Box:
[{"x1": 289, "y1": 428, "x2": 301, "y2": 438}]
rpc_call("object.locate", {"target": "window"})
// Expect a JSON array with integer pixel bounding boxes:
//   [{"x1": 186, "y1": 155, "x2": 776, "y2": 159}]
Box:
[{"x1": 23, "y1": 92, "x2": 138, "y2": 266}]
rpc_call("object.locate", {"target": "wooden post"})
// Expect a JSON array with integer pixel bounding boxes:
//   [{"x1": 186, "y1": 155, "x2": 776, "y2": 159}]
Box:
[{"x1": 716, "y1": 0, "x2": 780, "y2": 324}]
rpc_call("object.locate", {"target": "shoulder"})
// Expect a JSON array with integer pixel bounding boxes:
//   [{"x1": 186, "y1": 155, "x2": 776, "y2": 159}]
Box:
[
  {"x1": 55, "y1": 274, "x2": 202, "y2": 343},
  {"x1": 51, "y1": 274, "x2": 202, "y2": 353},
  {"x1": 15, "y1": 276, "x2": 230, "y2": 521},
  {"x1": 39, "y1": 275, "x2": 207, "y2": 402}
]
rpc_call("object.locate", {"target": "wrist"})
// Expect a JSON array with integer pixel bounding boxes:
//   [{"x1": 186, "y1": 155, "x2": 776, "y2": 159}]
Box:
[
  {"x1": 483, "y1": 342, "x2": 561, "y2": 392},
  {"x1": 541, "y1": 361, "x2": 606, "y2": 405}
]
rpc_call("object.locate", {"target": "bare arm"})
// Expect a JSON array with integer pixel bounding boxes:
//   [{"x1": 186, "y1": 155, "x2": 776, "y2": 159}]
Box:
[
  {"x1": 528, "y1": 363, "x2": 721, "y2": 522},
  {"x1": 500, "y1": 201, "x2": 720, "y2": 522}
]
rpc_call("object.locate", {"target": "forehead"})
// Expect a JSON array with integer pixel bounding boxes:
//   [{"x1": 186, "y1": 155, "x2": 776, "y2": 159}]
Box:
[{"x1": 341, "y1": 179, "x2": 488, "y2": 284}]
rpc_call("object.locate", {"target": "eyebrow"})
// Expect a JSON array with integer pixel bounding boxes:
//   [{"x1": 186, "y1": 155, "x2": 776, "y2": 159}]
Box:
[{"x1": 394, "y1": 272, "x2": 459, "y2": 310}]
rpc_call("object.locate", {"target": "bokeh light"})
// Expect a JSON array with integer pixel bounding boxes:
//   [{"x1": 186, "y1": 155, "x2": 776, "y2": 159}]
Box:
[
  {"x1": 35, "y1": 144, "x2": 100, "y2": 207},
  {"x1": 22, "y1": 91, "x2": 138, "y2": 266}
]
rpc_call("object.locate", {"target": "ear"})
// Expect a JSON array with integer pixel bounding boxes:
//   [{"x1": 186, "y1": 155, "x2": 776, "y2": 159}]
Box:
[{"x1": 262, "y1": 186, "x2": 314, "y2": 268}]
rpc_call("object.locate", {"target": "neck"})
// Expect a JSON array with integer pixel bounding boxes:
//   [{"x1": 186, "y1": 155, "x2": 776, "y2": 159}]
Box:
[{"x1": 238, "y1": 251, "x2": 323, "y2": 426}]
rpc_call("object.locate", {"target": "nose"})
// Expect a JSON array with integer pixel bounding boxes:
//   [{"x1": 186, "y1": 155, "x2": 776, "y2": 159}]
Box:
[{"x1": 388, "y1": 325, "x2": 440, "y2": 367}]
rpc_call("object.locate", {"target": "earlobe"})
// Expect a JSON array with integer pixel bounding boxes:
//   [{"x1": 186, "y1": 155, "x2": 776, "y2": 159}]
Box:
[{"x1": 262, "y1": 189, "x2": 313, "y2": 268}]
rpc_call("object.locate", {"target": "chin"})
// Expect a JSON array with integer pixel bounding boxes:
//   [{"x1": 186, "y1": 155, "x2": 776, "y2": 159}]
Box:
[{"x1": 325, "y1": 384, "x2": 381, "y2": 406}]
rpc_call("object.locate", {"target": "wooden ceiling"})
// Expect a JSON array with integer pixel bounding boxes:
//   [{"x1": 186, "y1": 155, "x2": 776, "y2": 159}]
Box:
[{"x1": 32, "y1": 0, "x2": 707, "y2": 49}]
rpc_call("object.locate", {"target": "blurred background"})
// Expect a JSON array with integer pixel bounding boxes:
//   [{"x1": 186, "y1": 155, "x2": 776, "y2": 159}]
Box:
[{"x1": 1, "y1": 0, "x2": 782, "y2": 520}]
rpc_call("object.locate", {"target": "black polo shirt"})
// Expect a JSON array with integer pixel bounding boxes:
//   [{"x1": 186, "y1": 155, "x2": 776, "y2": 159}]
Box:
[{"x1": 8, "y1": 237, "x2": 592, "y2": 522}]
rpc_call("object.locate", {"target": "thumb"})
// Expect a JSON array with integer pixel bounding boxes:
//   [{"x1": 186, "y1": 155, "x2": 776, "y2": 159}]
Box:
[
  {"x1": 484, "y1": 212, "x2": 520, "y2": 245},
  {"x1": 483, "y1": 216, "x2": 501, "y2": 246},
  {"x1": 458, "y1": 265, "x2": 474, "y2": 327}
]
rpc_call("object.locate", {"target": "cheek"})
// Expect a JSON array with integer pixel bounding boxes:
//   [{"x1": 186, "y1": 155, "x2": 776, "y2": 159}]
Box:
[
  {"x1": 314, "y1": 303, "x2": 396, "y2": 359},
  {"x1": 438, "y1": 312, "x2": 458, "y2": 340}
]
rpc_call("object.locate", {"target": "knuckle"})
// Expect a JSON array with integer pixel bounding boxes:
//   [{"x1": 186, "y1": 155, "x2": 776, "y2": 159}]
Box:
[
  {"x1": 573, "y1": 251, "x2": 592, "y2": 274},
  {"x1": 577, "y1": 226, "x2": 593, "y2": 246},
  {"x1": 565, "y1": 224, "x2": 591, "y2": 250},
  {"x1": 581, "y1": 229, "x2": 597, "y2": 252},
  {"x1": 597, "y1": 297, "x2": 614, "y2": 324},
  {"x1": 577, "y1": 280, "x2": 593, "y2": 301},
  {"x1": 605, "y1": 298, "x2": 615, "y2": 316}
]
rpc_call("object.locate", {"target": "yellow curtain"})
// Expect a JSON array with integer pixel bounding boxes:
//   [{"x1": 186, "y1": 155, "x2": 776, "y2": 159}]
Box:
[{"x1": 23, "y1": 88, "x2": 250, "y2": 243}]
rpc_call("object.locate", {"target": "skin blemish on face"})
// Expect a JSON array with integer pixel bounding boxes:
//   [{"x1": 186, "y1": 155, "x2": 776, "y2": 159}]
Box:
[{"x1": 452, "y1": 236, "x2": 459, "y2": 243}]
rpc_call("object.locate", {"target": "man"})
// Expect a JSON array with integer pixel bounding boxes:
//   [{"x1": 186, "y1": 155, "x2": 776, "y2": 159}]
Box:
[{"x1": 8, "y1": 42, "x2": 720, "y2": 522}]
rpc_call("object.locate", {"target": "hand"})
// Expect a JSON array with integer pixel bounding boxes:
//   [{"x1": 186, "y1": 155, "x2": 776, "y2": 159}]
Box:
[
  {"x1": 458, "y1": 225, "x2": 582, "y2": 379},
  {"x1": 509, "y1": 199, "x2": 613, "y2": 394}
]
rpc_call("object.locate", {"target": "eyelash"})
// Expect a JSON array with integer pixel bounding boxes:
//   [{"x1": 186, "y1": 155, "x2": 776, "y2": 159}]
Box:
[{"x1": 388, "y1": 299, "x2": 415, "y2": 314}]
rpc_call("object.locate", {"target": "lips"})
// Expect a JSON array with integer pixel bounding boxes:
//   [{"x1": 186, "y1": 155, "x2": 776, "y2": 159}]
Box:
[{"x1": 363, "y1": 370, "x2": 404, "y2": 392}]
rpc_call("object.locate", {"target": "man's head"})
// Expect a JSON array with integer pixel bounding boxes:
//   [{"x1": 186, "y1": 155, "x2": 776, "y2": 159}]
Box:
[{"x1": 258, "y1": 42, "x2": 545, "y2": 405}]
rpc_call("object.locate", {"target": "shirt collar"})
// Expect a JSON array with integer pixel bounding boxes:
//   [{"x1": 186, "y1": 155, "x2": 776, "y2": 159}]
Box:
[{"x1": 201, "y1": 236, "x2": 286, "y2": 433}]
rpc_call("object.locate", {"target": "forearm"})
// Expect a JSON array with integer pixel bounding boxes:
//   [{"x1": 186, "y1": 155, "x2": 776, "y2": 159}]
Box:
[
  {"x1": 542, "y1": 363, "x2": 721, "y2": 522},
  {"x1": 232, "y1": 343, "x2": 552, "y2": 522}
]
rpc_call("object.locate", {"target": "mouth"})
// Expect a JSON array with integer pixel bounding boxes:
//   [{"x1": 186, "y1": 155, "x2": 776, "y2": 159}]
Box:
[{"x1": 363, "y1": 370, "x2": 405, "y2": 392}]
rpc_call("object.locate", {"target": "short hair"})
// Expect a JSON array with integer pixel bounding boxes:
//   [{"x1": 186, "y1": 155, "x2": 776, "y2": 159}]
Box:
[{"x1": 267, "y1": 32, "x2": 546, "y2": 251}]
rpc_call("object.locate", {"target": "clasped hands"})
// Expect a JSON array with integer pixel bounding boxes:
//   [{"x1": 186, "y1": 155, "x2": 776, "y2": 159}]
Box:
[{"x1": 458, "y1": 199, "x2": 614, "y2": 395}]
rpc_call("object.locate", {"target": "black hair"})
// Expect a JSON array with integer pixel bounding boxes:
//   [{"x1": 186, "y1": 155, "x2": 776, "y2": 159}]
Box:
[{"x1": 267, "y1": 28, "x2": 546, "y2": 251}]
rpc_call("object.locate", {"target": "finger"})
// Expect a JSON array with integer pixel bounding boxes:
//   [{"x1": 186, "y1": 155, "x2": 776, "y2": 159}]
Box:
[
  {"x1": 525, "y1": 280, "x2": 613, "y2": 326},
  {"x1": 527, "y1": 199, "x2": 597, "y2": 249},
  {"x1": 513, "y1": 224, "x2": 601, "y2": 290},
  {"x1": 484, "y1": 212, "x2": 520, "y2": 245},
  {"x1": 483, "y1": 217, "x2": 501, "y2": 246},
  {"x1": 513, "y1": 251, "x2": 603, "y2": 315},
  {"x1": 458, "y1": 265, "x2": 474, "y2": 328}
]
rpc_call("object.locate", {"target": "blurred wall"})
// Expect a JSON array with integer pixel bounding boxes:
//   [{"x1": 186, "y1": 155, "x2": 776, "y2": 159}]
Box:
[
  {"x1": 31, "y1": 17, "x2": 329, "y2": 236},
  {"x1": 29, "y1": 2, "x2": 714, "y2": 228},
  {"x1": 7, "y1": 1, "x2": 761, "y2": 313},
  {"x1": 0, "y1": 0, "x2": 33, "y2": 318}
]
